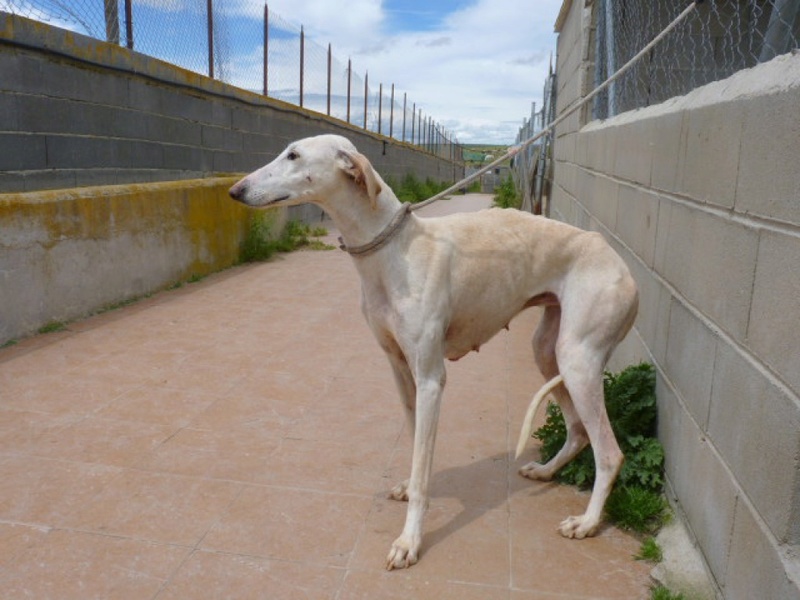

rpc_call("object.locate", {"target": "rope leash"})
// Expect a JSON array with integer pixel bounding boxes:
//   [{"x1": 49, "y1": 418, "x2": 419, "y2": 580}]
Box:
[{"x1": 410, "y1": 0, "x2": 703, "y2": 212}]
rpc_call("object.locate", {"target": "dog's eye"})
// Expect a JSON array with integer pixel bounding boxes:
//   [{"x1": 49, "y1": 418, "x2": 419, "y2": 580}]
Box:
[{"x1": 287, "y1": 151, "x2": 299, "y2": 161}]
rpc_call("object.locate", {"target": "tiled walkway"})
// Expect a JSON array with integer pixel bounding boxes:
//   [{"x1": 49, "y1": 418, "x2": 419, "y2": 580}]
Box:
[{"x1": 0, "y1": 194, "x2": 651, "y2": 598}]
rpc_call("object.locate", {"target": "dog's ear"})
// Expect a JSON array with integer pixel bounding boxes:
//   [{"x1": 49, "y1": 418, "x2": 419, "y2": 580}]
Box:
[{"x1": 336, "y1": 149, "x2": 382, "y2": 209}]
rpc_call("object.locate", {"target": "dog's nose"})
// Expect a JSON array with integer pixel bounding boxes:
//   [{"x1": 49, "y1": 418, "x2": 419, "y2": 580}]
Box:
[{"x1": 229, "y1": 181, "x2": 247, "y2": 201}]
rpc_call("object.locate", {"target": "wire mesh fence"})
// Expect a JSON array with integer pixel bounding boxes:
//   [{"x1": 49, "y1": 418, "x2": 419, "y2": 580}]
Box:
[
  {"x1": 593, "y1": 0, "x2": 800, "y2": 119},
  {"x1": 0, "y1": 0, "x2": 461, "y2": 161}
]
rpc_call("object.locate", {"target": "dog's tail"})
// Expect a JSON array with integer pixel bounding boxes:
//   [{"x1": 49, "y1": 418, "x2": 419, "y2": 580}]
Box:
[{"x1": 514, "y1": 374, "x2": 565, "y2": 460}]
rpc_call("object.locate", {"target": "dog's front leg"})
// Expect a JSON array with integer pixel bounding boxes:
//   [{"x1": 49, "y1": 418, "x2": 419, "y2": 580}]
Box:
[{"x1": 386, "y1": 361, "x2": 445, "y2": 570}]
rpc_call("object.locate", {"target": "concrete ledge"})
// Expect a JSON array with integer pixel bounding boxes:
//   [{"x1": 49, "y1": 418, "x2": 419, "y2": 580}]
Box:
[{"x1": 0, "y1": 178, "x2": 277, "y2": 344}]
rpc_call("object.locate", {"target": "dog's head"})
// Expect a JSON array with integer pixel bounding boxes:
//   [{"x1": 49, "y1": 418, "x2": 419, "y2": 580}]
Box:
[{"x1": 229, "y1": 134, "x2": 382, "y2": 209}]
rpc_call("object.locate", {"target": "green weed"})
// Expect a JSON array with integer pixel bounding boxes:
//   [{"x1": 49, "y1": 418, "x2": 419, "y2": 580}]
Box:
[
  {"x1": 240, "y1": 213, "x2": 333, "y2": 263},
  {"x1": 650, "y1": 585, "x2": 686, "y2": 600},
  {"x1": 533, "y1": 363, "x2": 670, "y2": 533},
  {"x1": 636, "y1": 536, "x2": 664, "y2": 562},
  {"x1": 493, "y1": 174, "x2": 521, "y2": 209},
  {"x1": 384, "y1": 173, "x2": 452, "y2": 203},
  {"x1": 37, "y1": 321, "x2": 66, "y2": 334}
]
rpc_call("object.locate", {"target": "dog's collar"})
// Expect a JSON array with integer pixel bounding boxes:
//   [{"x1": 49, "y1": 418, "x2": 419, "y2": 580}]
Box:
[{"x1": 338, "y1": 202, "x2": 413, "y2": 257}]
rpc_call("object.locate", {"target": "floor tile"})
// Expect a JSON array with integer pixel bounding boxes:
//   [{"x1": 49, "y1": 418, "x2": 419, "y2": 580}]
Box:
[
  {"x1": 156, "y1": 550, "x2": 345, "y2": 600},
  {"x1": 201, "y1": 485, "x2": 373, "y2": 567},
  {"x1": 0, "y1": 529, "x2": 188, "y2": 600}
]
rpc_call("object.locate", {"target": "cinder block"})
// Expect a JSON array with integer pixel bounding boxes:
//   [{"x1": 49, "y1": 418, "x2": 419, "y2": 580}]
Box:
[
  {"x1": 615, "y1": 184, "x2": 658, "y2": 267},
  {"x1": 146, "y1": 114, "x2": 201, "y2": 147},
  {"x1": 0, "y1": 133, "x2": 47, "y2": 170},
  {"x1": 586, "y1": 171, "x2": 618, "y2": 230},
  {"x1": 624, "y1": 257, "x2": 669, "y2": 361},
  {"x1": 655, "y1": 200, "x2": 758, "y2": 341},
  {"x1": 663, "y1": 388, "x2": 737, "y2": 585},
  {"x1": 725, "y1": 500, "x2": 800, "y2": 600},
  {"x1": 613, "y1": 120, "x2": 654, "y2": 186},
  {"x1": 708, "y1": 342, "x2": 800, "y2": 544},
  {"x1": 748, "y1": 229, "x2": 800, "y2": 396},
  {"x1": 0, "y1": 94, "x2": 17, "y2": 130},
  {"x1": 650, "y1": 108, "x2": 684, "y2": 192},
  {"x1": 734, "y1": 66, "x2": 800, "y2": 223},
  {"x1": 679, "y1": 102, "x2": 744, "y2": 209},
  {"x1": 664, "y1": 299, "x2": 716, "y2": 430}
]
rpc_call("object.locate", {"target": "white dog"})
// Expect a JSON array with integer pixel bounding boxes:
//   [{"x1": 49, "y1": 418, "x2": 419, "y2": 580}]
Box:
[{"x1": 229, "y1": 134, "x2": 639, "y2": 570}]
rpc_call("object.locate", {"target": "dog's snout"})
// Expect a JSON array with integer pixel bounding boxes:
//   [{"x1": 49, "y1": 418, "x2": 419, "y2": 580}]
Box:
[{"x1": 229, "y1": 180, "x2": 248, "y2": 201}]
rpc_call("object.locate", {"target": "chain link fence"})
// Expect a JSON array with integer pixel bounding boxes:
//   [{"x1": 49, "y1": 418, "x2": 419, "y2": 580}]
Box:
[
  {"x1": 593, "y1": 0, "x2": 800, "y2": 119},
  {"x1": 0, "y1": 0, "x2": 461, "y2": 160}
]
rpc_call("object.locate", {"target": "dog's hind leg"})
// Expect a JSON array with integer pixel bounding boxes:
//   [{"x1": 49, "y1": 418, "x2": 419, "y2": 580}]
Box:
[
  {"x1": 556, "y1": 347, "x2": 623, "y2": 539},
  {"x1": 519, "y1": 306, "x2": 589, "y2": 481}
]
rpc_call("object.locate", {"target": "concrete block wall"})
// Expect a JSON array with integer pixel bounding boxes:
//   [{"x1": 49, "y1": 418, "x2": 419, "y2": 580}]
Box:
[
  {"x1": 552, "y1": 2, "x2": 800, "y2": 598},
  {"x1": 0, "y1": 12, "x2": 465, "y2": 345},
  {"x1": 0, "y1": 13, "x2": 462, "y2": 193},
  {"x1": 0, "y1": 177, "x2": 256, "y2": 344}
]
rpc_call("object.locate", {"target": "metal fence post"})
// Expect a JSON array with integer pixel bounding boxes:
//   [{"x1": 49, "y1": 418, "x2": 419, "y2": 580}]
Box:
[
  {"x1": 402, "y1": 93, "x2": 407, "y2": 142},
  {"x1": 411, "y1": 103, "x2": 416, "y2": 145},
  {"x1": 124, "y1": 0, "x2": 133, "y2": 49},
  {"x1": 346, "y1": 59, "x2": 351, "y2": 124},
  {"x1": 389, "y1": 84, "x2": 395, "y2": 139},
  {"x1": 299, "y1": 26, "x2": 304, "y2": 107},
  {"x1": 264, "y1": 2, "x2": 269, "y2": 96},
  {"x1": 378, "y1": 83, "x2": 383, "y2": 135},
  {"x1": 363, "y1": 72, "x2": 368, "y2": 129},
  {"x1": 327, "y1": 43, "x2": 332, "y2": 116},
  {"x1": 206, "y1": 0, "x2": 214, "y2": 78}
]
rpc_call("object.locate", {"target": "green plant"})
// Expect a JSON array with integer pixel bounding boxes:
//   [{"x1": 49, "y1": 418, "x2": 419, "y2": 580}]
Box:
[
  {"x1": 38, "y1": 321, "x2": 66, "y2": 334},
  {"x1": 240, "y1": 214, "x2": 333, "y2": 263},
  {"x1": 533, "y1": 363, "x2": 669, "y2": 532},
  {"x1": 636, "y1": 536, "x2": 663, "y2": 562},
  {"x1": 493, "y1": 175, "x2": 521, "y2": 209},
  {"x1": 606, "y1": 486, "x2": 669, "y2": 534},
  {"x1": 650, "y1": 585, "x2": 686, "y2": 600},
  {"x1": 385, "y1": 173, "x2": 452, "y2": 203},
  {"x1": 1, "y1": 339, "x2": 18, "y2": 349},
  {"x1": 534, "y1": 363, "x2": 662, "y2": 491}
]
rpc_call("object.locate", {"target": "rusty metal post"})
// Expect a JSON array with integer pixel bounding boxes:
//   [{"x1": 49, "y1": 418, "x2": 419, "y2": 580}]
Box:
[
  {"x1": 263, "y1": 3, "x2": 268, "y2": 95},
  {"x1": 124, "y1": 0, "x2": 133, "y2": 49},
  {"x1": 299, "y1": 26, "x2": 304, "y2": 107},
  {"x1": 207, "y1": 0, "x2": 214, "y2": 78}
]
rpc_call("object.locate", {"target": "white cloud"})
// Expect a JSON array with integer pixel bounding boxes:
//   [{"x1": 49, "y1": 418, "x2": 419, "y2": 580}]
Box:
[{"x1": 317, "y1": 0, "x2": 562, "y2": 144}]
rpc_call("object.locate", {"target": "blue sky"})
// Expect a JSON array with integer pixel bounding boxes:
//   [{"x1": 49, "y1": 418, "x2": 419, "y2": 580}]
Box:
[{"x1": 1, "y1": 0, "x2": 563, "y2": 144}]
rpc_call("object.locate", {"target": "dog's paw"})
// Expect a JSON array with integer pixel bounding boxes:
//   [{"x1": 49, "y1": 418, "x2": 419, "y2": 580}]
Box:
[
  {"x1": 388, "y1": 479, "x2": 409, "y2": 501},
  {"x1": 518, "y1": 461, "x2": 554, "y2": 481},
  {"x1": 558, "y1": 515, "x2": 598, "y2": 539},
  {"x1": 385, "y1": 534, "x2": 420, "y2": 570}
]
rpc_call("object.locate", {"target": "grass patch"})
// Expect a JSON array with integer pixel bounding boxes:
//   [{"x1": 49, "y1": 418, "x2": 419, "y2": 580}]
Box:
[
  {"x1": 650, "y1": 585, "x2": 686, "y2": 600},
  {"x1": 1, "y1": 339, "x2": 18, "y2": 349},
  {"x1": 383, "y1": 173, "x2": 452, "y2": 203},
  {"x1": 533, "y1": 363, "x2": 670, "y2": 534},
  {"x1": 636, "y1": 536, "x2": 663, "y2": 563},
  {"x1": 493, "y1": 174, "x2": 521, "y2": 209},
  {"x1": 240, "y1": 213, "x2": 333, "y2": 263},
  {"x1": 37, "y1": 321, "x2": 66, "y2": 334},
  {"x1": 606, "y1": 486, "x2": 670, "y2": 535}
]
